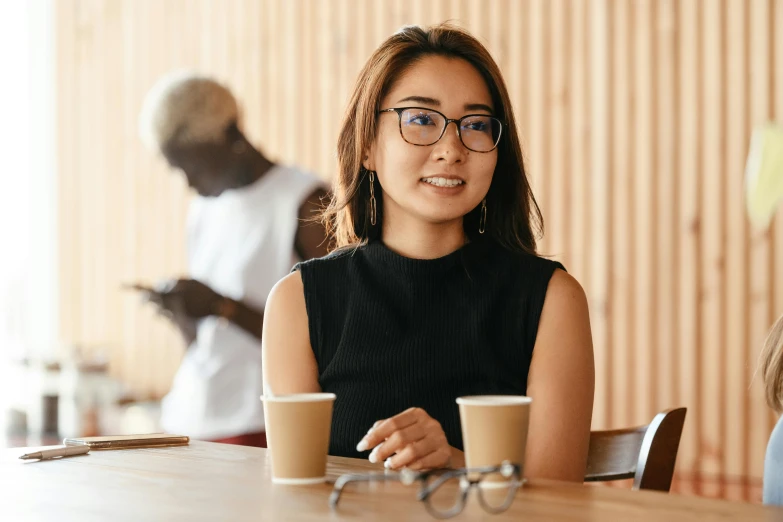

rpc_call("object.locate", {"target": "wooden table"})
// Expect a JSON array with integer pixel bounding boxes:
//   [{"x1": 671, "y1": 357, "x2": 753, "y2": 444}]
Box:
[{"x1": 2, "y1": 441, "x2": 781, "y2": 521}]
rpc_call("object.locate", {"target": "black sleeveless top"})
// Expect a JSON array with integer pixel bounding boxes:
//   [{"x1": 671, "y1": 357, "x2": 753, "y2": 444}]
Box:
[{"x1": 294, "y1": 239, "x2": 564, "y2": 459}]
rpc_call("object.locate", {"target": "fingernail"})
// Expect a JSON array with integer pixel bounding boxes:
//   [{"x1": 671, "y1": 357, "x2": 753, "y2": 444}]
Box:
[
  {"x1": 368, "y1": 446, "x2": 380, "y2": 464},
  {"x1": 384, "y1": 458, "x2": 393, "y2": 469},
  {"x1": 356, "y1": 439, "x2": 368, "y2": 452}
]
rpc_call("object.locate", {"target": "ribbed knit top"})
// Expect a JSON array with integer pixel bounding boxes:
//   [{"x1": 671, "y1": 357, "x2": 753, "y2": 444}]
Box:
[{"x1": 294, "y1": 238, "x2": 564, "y2": 459}]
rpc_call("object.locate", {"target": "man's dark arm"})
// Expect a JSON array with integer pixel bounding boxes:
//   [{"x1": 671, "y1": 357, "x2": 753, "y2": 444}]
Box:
[
  {"x1": 214, "y1": 186, "x2": 330, "y2": 340},
  {"x1": 295, "y1": 187, "x2": 331, "y2": 260}
]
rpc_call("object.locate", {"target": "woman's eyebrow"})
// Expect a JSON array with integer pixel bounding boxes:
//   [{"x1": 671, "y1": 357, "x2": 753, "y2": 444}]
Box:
[
  {"x1": 395, "y1": 96, "x2": 494, "y2": 114},
  {"x1": 396, "y1": 95, "x2": 440, "y2": 106},
  {"x1": 464, "y1": 103, "x2": 494, "y2": 113}
]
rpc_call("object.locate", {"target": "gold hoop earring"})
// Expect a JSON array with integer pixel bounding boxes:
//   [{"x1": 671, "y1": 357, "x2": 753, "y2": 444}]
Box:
[
  {"x1": 369, "y1": 170, "x2": 377, "y2": 226},
  {"x1": 478, "y1": 198, "x2": 487, "y2": 234}
]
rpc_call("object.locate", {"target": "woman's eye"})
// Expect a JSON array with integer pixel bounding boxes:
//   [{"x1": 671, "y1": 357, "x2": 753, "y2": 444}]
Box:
[
  {"x1": 406, "y1": 113, "x2": 435, "y2": 126},
  {"x1": 464, "y1": 120, "x2": 488, "y2": 132}
]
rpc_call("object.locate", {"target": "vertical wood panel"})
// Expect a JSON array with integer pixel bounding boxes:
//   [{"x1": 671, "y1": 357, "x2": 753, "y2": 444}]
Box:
[
  {"x1": 724, "y1": 0, "x2": 749, "y2": 500},
  {"x1": 527, "y1": 0, "x2": 547, "y2": 254},
  {"x1": 548, "y1": 0, "x2": 568, "y2": 264},
  {"x1": 587, "y1": 0, "x2": 610, "y2": 431},
  {"x1": 632, "y1": 0, "x2": 655, "y2": 428},
  {"x1": 747, "y1": 0, "x2": 773, "y2": 484},
  {"x1": 568, "y1": 0, "x2": 588, "y2": 285},
  {"x1": 56, "y1": 0, "x2": 781, "y2": 500},
  {"x1": 654, "y1": 0, "x2": 677, "y2": 429},
  {"x1": 675, "y1": 0, "x2": 702, "y2": 492},
  {"x1": 610, "y1": 0, "x2": 632, "y2": 429},
  {"x1": 700, "y1": 0, "x2": 724, "y2": 496}
]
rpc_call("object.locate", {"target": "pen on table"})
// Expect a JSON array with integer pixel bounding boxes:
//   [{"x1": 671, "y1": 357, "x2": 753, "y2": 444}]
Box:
[{"x1": 19, "y1": 445, "x2": 91, "y2": 461}]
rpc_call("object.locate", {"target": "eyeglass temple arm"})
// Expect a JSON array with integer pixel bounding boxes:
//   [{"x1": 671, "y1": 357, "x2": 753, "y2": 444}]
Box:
[{"x1": 329, "y1": 472, "x2": 405, "y2": 507}]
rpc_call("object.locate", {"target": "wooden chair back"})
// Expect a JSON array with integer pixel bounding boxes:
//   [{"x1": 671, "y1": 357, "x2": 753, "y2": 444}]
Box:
[{"x1": 585, "y1": 408, "x2": 687, "y2": 492}]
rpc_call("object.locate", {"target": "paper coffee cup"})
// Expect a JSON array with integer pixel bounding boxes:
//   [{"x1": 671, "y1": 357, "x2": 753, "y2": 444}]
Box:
[
  {"x1": 457, "y1": 395, "x2": 531, "y2": 486},
  {"x1": 262, "y1": 393, "x2": 335, "y2": 485}
]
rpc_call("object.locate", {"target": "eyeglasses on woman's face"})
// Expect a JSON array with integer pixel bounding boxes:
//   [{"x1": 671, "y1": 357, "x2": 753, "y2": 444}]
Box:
[{"x1": 378, "y1": 107, "x2": 504, "y2": 153}]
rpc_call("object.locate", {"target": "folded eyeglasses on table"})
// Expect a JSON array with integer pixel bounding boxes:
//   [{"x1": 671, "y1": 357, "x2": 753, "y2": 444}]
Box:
[{"x1": 329, "y1": 461, "x2": 524, "y2": 519}]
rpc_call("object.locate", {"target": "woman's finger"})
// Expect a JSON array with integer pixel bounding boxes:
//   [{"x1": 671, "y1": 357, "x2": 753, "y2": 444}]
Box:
[
  {"x1": 357, "y1": 408, "x2": 424, "y2": 452},
  {"x1": 369, "y1": 422, "x2": 428, "y2": 464},
  {"x1": 402, "y1": 446, "x2": 452, "y2": 471},
  {"x1": 384, "y1": 437, "x2": 439, "y2": 470}
]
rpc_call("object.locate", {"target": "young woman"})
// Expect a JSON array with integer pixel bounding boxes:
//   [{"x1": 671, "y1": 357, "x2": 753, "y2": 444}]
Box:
[
  {"x1": 760, "y1": 315, "x2": 783, "y2": 505},
  {"x1": 138, "y1": 72, "x2": 329, "y2": 447},
  {"x1": 262, "y1": 24, "x2": 594, "y2": 482}
]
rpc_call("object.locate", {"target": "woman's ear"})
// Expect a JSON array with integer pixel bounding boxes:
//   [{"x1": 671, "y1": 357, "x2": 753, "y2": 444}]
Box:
[{"x1": 362, "y1": 145, "x2": 376, "y2": 171}]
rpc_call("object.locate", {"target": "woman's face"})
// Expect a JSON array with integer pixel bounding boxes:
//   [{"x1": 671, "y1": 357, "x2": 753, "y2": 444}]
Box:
[{"x1": 365, "y1": 55, "x2": 498, "y2": 228}]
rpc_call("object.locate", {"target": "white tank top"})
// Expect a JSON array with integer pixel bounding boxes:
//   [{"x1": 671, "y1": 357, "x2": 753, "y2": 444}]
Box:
[{"x1": 160, "y1": 164, "x2": 323, "y2": 439}]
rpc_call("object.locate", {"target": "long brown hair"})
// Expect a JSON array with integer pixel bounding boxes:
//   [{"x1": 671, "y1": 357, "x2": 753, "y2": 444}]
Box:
[
  {"x1": 322, "y1": 23, "x2": 543, "y2": 255},
  {"x1": 761, "y1": 315, "x2": 783, "y2": 413}
]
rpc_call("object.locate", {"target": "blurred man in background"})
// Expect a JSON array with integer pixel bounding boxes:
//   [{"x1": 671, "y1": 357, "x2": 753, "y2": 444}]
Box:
[{"x1": 137, "y1": 72, "x2": 329, "y2": 447}]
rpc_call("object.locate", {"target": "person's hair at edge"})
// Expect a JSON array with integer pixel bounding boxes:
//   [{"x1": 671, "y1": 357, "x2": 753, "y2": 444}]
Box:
[
  {"x1": 138, "y1": 71, "x2": 240, "y2": 151},
  {"x1": 322, "y1": 22, "x2": 543, "y2": 255},
  {"x1": 761, "y1": 314, "x2": 783, "y2": 414}
]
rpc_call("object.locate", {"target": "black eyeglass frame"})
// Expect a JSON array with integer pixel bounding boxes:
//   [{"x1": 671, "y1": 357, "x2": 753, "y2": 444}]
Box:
[{"x1": 378, "y1": 107, "x2": 505, "y2": 153}]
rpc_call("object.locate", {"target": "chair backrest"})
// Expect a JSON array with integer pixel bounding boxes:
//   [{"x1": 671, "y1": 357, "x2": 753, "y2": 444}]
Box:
[{"x1": 585, "y1": 407, "x2": 687, "y2": 492}]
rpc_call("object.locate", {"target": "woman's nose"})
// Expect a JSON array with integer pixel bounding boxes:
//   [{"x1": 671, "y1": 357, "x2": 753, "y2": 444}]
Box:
[{"x1": 432, "y1": 122, "x2": 467, "y2": 162}]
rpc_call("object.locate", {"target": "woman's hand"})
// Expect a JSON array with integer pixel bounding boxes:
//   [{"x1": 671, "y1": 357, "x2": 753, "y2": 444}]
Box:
[{"x1": 356, "y1": 407, "x2": 454, "y2": 471}]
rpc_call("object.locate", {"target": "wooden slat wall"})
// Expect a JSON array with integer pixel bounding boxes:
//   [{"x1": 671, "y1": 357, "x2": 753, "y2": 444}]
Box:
[{"x1": 56, "y1": 0, "x2": 782, "y2": 501}]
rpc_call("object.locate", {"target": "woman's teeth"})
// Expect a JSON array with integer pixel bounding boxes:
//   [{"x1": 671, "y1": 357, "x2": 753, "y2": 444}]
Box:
[{"x1": 422, "y1": 177, "x2": 464, "y2": 187}]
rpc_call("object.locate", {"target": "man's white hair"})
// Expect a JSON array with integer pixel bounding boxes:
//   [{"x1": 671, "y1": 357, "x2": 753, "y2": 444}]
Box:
[{"x1": 139, "y1": 71, "x2": 239, "y2": 150}]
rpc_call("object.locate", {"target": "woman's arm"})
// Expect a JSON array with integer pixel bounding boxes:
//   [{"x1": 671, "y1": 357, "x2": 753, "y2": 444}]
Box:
[
  {"x1": 524, "y1": 269, "x2": 595, "y2": 482},
  {"x1": 261, "y1": 271, "x2": 322, "y2": 394}
]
